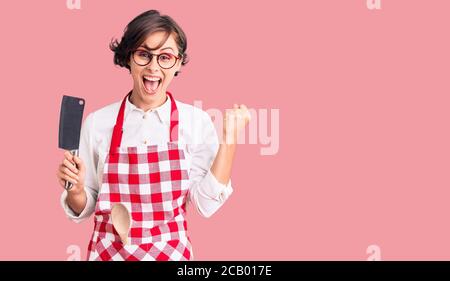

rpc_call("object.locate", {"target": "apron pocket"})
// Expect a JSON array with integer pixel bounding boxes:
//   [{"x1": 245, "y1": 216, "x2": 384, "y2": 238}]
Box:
[
  {"x1": 92, "y1": 237, "x2": 192, "y2": 261},
  {"x1": 93, "y1": 238, "x2": 151, "y2": 261}
]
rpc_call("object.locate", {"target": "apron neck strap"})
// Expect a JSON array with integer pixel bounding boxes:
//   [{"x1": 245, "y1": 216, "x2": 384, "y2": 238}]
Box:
[{"x1": 109, "y1": 91, "x2": 179, "y2": 154}]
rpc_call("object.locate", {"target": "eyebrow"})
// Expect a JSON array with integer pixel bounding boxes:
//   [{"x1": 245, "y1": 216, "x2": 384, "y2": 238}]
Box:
[{"x1": 139, "y1": 44, "x2": 175, "y2": 53}]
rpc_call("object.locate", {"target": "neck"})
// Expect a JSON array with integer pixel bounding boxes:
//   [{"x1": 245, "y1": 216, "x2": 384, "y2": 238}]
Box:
[{"x1": 129, "y1": 89, "x2": 167, "y2": 112}]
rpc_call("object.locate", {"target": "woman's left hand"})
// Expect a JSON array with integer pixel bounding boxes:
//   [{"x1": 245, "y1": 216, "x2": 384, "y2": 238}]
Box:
[{"x1": 223, "y1": 104, "x2": 251, "y2": 144}]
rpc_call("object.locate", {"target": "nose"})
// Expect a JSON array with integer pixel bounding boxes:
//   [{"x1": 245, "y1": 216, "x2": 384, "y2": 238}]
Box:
[{"x1": 146, "y1": 55, "x2": 160, "y2": 72}]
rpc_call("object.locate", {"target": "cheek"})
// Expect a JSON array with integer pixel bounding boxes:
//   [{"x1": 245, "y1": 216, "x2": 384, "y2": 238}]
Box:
[
  {"x1": 162, "y1": 72, "x2": 175, "y2": 84},
  {"x1": 130, "y1": 68, "x2": 142, "y2": 83},
  {"x1": 132, "y1": 74, "x2": 141, "y2": 84}
]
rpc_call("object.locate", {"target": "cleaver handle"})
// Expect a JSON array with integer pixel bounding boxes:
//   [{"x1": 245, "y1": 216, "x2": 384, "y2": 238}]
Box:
[{"x1": 64, "y1": 149, "x2": 79, "y2": 191}]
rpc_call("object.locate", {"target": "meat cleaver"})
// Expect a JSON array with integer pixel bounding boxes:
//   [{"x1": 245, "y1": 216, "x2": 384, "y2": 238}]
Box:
[{"x1": 58, "y1": 95, "x2": 85, "y2": 190}]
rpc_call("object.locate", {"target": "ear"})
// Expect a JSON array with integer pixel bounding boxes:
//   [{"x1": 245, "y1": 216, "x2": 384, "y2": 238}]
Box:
[
  {"x1": 127, "y1": 53, "x2": 134, "y2": 68},
  {"x1": 173, "y1": 60, "x2": 182, "y2": 76},
  {"x1": 175, "y1": 59, "x2": 182, "y2": 72}
]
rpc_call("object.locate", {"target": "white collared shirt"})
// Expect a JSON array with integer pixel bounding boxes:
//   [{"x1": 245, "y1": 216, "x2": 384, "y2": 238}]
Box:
[{"x1": 60, "y1": 94, "x2": 233, "y2": 222}]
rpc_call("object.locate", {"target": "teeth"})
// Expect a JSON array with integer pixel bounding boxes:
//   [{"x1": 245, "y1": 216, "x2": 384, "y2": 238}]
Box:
[{"x1": 144, "y1": 76, "x2": 161, "y2": 81}]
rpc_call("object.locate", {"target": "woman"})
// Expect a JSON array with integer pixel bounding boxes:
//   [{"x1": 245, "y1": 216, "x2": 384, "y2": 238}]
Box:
[{"x1": 56, "y1": 10, "x2": 250, "y2": 261}]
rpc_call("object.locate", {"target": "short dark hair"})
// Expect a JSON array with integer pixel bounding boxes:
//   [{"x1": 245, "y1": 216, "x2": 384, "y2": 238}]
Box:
[{"x1": 110, "y1": 10, "x2": 188, "y2": 76}]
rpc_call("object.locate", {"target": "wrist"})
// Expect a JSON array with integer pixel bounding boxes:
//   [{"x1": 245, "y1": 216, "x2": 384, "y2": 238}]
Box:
[
  {"x1": 221, "y1": 142, "x2": 237, "y2": 151},
  {"x1": 67, "y1": 184, "x2": 85, "y2": 196}
]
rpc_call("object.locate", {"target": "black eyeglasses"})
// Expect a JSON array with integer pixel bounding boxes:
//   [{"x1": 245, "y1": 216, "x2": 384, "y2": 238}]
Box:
[{"x1": 132, "y1": 49, "x2": 181, "y2": 69}]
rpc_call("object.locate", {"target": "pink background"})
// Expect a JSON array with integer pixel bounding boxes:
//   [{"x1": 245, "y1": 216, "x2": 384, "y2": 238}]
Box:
[{"x1": 1, "y1": 0, "x2": 450, "y2": 260}]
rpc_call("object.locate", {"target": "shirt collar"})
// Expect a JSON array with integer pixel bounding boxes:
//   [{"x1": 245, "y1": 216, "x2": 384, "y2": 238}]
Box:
[{"x1": 124, "y1": 93, "x2": 172, "y2": 125}]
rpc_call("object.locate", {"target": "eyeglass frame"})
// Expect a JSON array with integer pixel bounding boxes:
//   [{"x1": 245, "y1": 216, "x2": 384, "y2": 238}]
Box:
[{"x1": 131, "y1": 49, "x2": 182, "y2": 69}]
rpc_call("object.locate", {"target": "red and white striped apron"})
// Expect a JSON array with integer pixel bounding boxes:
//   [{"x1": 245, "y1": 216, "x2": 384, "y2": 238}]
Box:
[{"x1": 87, "y1": 91, "x2": 192, "y2": 261}]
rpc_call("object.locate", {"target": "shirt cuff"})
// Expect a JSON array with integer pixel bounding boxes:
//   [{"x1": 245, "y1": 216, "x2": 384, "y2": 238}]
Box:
[
  {"x1": 201, "y1": 170, "x2": 234, "y2": 202},
  {"x1": 60, "y1": 188, "x2": 95, "y2": 223}
]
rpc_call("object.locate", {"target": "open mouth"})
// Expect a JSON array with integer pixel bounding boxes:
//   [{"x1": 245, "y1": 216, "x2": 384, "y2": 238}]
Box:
[{"x1": 143, "y1": 76, "x2": 162, "y2": 94}]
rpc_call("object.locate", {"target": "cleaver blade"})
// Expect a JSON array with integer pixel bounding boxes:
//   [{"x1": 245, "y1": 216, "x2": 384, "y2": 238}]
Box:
[{"x1": 58, "y1": 95, "x2": 85, "y2": 190}]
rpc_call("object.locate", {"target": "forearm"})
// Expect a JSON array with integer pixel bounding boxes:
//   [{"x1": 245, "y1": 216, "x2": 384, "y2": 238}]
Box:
[
  {"x1": 210, "y1": 143, "x2": 236, "y2": 185},
  {"x1": 66, "y1": 187, "x2": 88, "y2": 216}
]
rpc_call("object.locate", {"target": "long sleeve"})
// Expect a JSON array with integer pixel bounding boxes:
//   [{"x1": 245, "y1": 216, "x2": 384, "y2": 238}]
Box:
[
  {"x1": 187, "y1": 111, "x2": 234, "y2": 218},
  {"x1": 60, "y1": 112, "x2": 99, "y2": 223}
]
